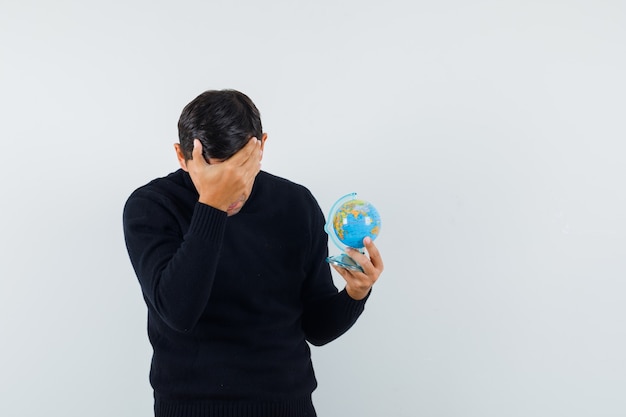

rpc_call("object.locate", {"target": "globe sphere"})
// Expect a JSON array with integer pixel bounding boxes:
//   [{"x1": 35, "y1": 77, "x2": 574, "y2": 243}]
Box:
[{"x1": 330, "y1": 198, "x2": 381, "y2": 249}]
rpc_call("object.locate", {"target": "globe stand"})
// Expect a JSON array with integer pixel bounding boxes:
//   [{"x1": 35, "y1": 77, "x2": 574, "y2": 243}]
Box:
[{"x1": 326, "y1": 253, "x2": 364, "y2": 272}]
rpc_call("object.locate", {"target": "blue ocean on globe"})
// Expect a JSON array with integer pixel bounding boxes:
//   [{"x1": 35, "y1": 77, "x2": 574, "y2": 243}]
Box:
[{"x1": 330, "y1": 198, "x2": 381, "y2": 249}]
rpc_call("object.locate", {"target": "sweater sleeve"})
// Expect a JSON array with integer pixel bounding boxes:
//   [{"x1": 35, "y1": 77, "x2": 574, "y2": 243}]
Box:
[
  {"x1": 123, "y1": 194, "x2": 227, "y2": 333},
  {"x1": 300, "y1": 195, "x2": 370, "y2": 346},
  {"x1": 302, "y1": 287, "x2": 371, "y2": 346}
]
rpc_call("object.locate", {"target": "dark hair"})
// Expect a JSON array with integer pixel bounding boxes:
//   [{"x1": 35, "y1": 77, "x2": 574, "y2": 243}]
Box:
[{"x1": 178, "y1": 89, "x2": 262, "y2": 161}]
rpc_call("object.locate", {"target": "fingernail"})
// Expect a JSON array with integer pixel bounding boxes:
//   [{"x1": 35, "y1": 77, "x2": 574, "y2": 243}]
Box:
[{"x1": 363, "y1": 237, "x2": 372, "y2": 245}]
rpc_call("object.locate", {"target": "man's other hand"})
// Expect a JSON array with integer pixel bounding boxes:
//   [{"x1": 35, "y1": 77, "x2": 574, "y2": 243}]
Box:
[{"x1": 331, "y1": 237, "x2": 384, "y2": 300}]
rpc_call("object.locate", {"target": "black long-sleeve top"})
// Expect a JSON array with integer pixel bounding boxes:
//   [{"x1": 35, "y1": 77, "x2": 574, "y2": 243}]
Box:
[{"x1": 123, "y1": 169, "x2": 369, "y2": 417}]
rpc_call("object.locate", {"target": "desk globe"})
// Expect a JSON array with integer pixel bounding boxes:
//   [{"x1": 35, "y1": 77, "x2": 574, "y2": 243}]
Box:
[{"x1": 324, "y1": 193, "x2": 381, "y2": 272}]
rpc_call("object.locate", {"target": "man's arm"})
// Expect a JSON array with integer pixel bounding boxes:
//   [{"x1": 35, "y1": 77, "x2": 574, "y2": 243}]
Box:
[
  {"x1": 123, "y1": 196, "x2": 227, "y2": 333},
  {"x1": 123, "y1": 138, "x2": 262, "y2": 333},
  {"x1": 300, "y1": 202, "x2": 384, "y2": 346}
]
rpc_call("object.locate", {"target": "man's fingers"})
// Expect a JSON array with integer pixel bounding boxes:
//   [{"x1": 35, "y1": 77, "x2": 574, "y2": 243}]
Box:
[
  {"x1": 345, "y1": 248, "x2": 368, "y2": 269},
  {"x1": 345, "y1": 247, "x2": 376, "y2": 277},
  {"x1": 331, "y1": 263, "x2": 361, "y2": 285},
  {"x1": 331, "y1": 263, "x2": 350, "y2": 279},
  {"x1": 190, "y1": 139, "x2": 209, "y2": 167},
  {"x1": 234, "y1": 138, "x2": 262, "y2": 181},
  {"x1": 363, "y1": 237, "x2": 384, "y2": 272},
  {"x1": 345, "y1": 239, "x2": 383, "y2": 278},
  {"x1": 191, "y1": 139, "x2": 201, "y2": 160},
  {"x1": 229, "y1": 137, "x2": 261, "y2": 166}
]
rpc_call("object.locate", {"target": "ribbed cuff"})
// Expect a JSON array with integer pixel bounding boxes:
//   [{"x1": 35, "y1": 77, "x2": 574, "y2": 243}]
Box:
[
  {"x1": 187, "y1": 202, "x2": 228, "y2": 243},
  {"x1": 340, "y1": 287, "x2": 371, "y2": 317}
]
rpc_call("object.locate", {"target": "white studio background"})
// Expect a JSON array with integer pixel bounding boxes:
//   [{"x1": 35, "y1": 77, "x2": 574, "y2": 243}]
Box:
[{"x1": 1, "y1": 1, "x2": 625, "y2": 416}]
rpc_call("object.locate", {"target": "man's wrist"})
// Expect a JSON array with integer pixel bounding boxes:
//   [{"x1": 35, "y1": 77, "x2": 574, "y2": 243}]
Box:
[
  {"x1": 345, "y1": 285, "x2": 371, "y2": 301},
  {"x1": 198, "y1": 195, "x2": 228, "y2": 213}
]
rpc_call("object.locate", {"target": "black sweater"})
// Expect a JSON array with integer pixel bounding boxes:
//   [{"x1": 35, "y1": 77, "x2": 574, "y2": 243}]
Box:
[{"x1": 123, "y1": 169, "x2": 369, "y2": 417}]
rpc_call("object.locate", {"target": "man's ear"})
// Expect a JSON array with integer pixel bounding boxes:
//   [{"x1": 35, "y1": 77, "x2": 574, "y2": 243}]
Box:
[
  {"x1": 260, "y1": 133, "x2": 268, "y2": 160},
  {"x1": 173, "y1": 143, "x2": 189, "y2": 172}
]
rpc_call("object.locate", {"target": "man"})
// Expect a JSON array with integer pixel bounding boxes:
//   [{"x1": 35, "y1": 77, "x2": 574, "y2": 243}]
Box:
[{"x1": 123, "y1": 89, "x2": 383, "y2": 417}]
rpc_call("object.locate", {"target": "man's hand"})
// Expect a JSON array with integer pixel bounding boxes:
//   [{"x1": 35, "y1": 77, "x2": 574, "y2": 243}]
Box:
[
  {"x1": 186, "y1": 137, "x2": 262, "y2": 215},
  {"x1": 331, "y1": 237, "x2": 384, "y2": 300}
]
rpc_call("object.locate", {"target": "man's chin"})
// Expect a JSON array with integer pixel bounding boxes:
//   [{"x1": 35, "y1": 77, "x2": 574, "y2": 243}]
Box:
[{"x1": 226, "y1": 201, "x2": 244, "y2": 216}]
